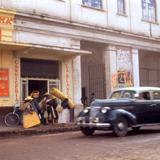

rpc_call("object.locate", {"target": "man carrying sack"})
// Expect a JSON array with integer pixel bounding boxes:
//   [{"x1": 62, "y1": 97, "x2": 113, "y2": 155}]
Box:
[{"x1": 19, "y1": 96, "x2": 41, "y2": 129}]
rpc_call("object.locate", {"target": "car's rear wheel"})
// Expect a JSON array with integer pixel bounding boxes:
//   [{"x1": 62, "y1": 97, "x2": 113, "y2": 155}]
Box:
[
  {"x1": 80, "y1": 127, "x2": 95, "y2": 136},
  {"x1": 112, "y1": 117, "x2": 128, "y2": 137}
]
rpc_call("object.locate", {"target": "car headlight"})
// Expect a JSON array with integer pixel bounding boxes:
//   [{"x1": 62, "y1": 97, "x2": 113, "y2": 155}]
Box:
[
  {"x1": 101, "y1": 107, "x2": 110, "y2": 114},
  {"x1": 83, "y1": 108, "x2": 89, "y2": 113}
]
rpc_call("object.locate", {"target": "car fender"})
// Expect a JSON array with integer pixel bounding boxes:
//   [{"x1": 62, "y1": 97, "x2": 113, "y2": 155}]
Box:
[
  {"x1": 78, "y1": 111, "x2": 86, "y2": 117},
  {"x1": 108, "y1": 109, "x2": 137, "y2": 126}
]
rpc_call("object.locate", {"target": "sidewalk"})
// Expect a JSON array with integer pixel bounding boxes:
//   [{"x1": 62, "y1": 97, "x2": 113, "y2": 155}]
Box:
[{"x1": 0, "y1": 123, "x2": 79, "y2": 138}]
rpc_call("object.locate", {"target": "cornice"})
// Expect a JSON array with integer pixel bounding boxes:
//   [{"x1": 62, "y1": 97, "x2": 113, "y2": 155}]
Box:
[{"x1": 15, "y1": 11, "x2": 160, "y2": 43}]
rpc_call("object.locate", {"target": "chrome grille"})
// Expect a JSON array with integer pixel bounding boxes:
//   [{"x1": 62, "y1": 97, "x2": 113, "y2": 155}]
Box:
[{"x1": 89, "y1": 106, "x2": 101, "y2": 118}]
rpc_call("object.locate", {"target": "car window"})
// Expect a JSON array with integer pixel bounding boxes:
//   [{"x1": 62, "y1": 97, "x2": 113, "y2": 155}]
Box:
[
  {"x1": 153, "y1": 91, "x2": 160, "y2": 100},
  {"x1": 139, "y1": 92, "x2": 150, "y2": 100},
  {"x1": 122, "y1": 91, "x2": 136, "y2": 99},
  {"x1": 110, "y1": 91, "x2": 121, "y2": 99}
]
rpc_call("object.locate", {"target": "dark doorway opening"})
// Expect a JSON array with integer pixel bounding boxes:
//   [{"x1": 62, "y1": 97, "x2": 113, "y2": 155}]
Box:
[{"x1": 28, "y1": 80, "x2": 47, "y2": 100}]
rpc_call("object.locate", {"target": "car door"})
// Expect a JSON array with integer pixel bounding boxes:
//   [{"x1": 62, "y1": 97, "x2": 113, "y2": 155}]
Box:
[
  {"x1": 151, "y1": 91, "x2": 160, "y2": 123},
  {"x1": 134, "y1": 100, "x2": 155, "y2": 124},
  {"x1": 134, "y1": 91, "x2": 156, "y2": 124}
]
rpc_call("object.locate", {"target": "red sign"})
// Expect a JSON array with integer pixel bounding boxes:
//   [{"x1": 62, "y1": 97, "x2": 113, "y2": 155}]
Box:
[
  {"x1": 0, "y1": 28, "x2": 1, "y2": 41},
  {"x1": 0, "y1": 69, "x2": 9, "y2": 96}
]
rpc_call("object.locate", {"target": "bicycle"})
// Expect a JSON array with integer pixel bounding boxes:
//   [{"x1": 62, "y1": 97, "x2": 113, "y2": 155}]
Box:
[{"x1": 4, "y1": 104, "x2": 21, "y2": 127}]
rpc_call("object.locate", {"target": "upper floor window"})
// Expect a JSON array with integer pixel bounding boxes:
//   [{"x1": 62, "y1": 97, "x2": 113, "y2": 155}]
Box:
[
  {"x1": 142, "y1": 0, "x2": 156, "y2": 22},
  {"x1": 82, "y1": 0, "x2": 102, "y2": 9},
  {"x1": 117, "y1": 0, "x2": 126, "y2": 15}
]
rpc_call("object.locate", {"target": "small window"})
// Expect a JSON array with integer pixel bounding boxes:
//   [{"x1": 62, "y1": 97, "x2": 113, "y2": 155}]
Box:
[
  {"x1": 82, "y1": 0, "x2": 102, "y2": 9},
  {"x1": 141, "y1": 0, "x2": 156, "y2": 22},
  {"x1": 139, "y1": 92, "x2": 150, "y2": 100},
  {"x1": 117, "y1": 0, "x2": 126, "y2": 14},
  {"x1": 153, "y1": 91, "x2": 160, "y2": 100}
]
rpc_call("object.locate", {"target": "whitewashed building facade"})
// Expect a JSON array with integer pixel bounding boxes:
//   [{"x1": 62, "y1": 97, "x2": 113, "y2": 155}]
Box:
[{"x1": 0, "y1": 0, "x2": 160, "y2": 120}]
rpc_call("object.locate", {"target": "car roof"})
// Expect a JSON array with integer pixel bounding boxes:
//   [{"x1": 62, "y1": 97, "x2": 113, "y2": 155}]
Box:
[{"x1": 113, "y1": 87, "x2": 160, "y2": 92}]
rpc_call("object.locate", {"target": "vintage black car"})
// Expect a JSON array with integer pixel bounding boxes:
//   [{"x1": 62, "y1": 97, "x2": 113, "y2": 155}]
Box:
[{"x1": 77, "y1": 87, "x2": 160, "y2": 137}]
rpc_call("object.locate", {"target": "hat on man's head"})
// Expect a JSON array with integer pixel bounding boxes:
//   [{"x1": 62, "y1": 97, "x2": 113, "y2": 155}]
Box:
[
  {"x1": 24, "y1": 96, "x2": 33, "y2": 101},
  {"x1": 31, "y1": 90, "x2": 39, "y2": 94},
  {"x1": 43, "y1": 92, "x2": 50, "y2": 96}
]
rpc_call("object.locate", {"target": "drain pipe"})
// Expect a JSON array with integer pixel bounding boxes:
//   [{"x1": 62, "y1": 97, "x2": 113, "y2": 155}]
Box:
[{"x1": 69, "y1": 0, "x2": 72, "y2": 22}]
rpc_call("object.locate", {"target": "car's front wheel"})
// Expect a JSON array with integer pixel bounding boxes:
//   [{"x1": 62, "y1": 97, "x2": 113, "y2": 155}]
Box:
[
  {"x1": 112, "y1": 117, "x2": 128, "y2": 137},
  {"x1": 80, "y1": 127, "x2": 95, "y2": 136}
]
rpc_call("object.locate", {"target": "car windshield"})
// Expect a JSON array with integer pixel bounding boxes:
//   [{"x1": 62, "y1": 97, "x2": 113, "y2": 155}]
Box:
[{"x1": 110, "y1": 91, "x2": 121, "y2": 99}]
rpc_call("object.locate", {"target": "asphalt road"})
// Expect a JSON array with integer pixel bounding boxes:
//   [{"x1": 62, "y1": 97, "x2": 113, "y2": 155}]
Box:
[{"x1": 1, "y1": 128, "x2": 160, "y2": 160}]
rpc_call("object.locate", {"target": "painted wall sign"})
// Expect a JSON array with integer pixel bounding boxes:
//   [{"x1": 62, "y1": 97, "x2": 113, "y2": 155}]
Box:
[
  {"x1": 62, "y1": 59, "x2": 73, "y2": 99},
  {"x1": 0, "y1": 69, "x2": 9, "y2": 97},
  {"x1": 65, "y1": 63, "x2": 70, "y2": 97},
  {"x1": 0, "y1": 9, "x2": 15, "y2": 42},
  {"x1": 0, "y1": 16, "x2": 13, "y2": 25},
  {"x1": 14, "y1": 59, "x2": 20, "y2": 102}
]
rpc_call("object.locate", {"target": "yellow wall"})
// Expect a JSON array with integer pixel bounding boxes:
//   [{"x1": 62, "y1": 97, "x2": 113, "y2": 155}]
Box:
[{"x1": 0, "y1": 49, "x2": 14, "y2": 106}]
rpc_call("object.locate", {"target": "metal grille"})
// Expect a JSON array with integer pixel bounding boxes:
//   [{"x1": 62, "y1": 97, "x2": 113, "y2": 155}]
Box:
[
  {"x1": 21, "y1": 58, "x2": 59, "y2": 79},
  {"x1": 90, "y1": 106, "x2": 101, "y2": 118},
  {"x1": 88, "y1": 64, "x2": 106, "y2": 99}
]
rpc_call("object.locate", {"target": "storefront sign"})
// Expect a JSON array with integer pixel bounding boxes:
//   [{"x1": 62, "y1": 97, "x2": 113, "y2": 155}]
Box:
[
  {"x1": 14, "y1": 59, "x2": 20, "y2": 102},
  {"x1": 0, "y1": 69, "x2": 9, "y2": 97},
  {"x1": 0, "y1": 16, "x2": 13, "y2": 25},
  {"x1": 0, "y1": 9, "x2": 15, "y2": 42}
]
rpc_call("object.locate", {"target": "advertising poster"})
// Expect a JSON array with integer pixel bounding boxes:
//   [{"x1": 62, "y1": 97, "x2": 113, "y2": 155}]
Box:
[
  {"x1": 111, "y1": 47, "x2": 133, "y2": 89},
  {"x1": 116, "y1": 48, "x2": 133, "y2": 88},
  {"x1": 0, "y1": 69, "x2": 9, "y2": 96}
]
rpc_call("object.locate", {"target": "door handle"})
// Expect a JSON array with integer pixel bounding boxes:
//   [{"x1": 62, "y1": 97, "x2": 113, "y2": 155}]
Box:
[{"x1": 149, "y1": 104, "x2": 157, "y2": 107}]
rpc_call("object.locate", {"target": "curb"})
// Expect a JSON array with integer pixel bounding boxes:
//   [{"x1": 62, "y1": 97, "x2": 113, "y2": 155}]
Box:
[{"x1": 0, "y1": 124, "x2": 80, "y2": 138}]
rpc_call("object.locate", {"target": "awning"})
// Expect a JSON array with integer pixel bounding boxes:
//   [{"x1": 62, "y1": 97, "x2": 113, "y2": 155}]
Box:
[
  {"x1": 0, "y1": 41, "x2": 92, "y2": 56},
  {"x1": 0, "y1": 41, "x2": 29, "y2": 50}
]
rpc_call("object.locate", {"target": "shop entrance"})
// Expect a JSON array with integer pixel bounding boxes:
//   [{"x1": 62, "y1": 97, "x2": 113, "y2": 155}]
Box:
[
  {"x1": 28, "y1": 80, "x2": 47, "y2": 99},
  {"x1": 21, "y1": 78, "x2": 60, "y2": 102},
  {"x1": 20, "y1": 58, "x2": 60, "y2": 101}
]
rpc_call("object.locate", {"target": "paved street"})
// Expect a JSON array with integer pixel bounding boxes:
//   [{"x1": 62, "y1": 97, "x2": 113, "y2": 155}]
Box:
[{"x1": 1, "y1": 128, "x2": 160, "y2": 160}]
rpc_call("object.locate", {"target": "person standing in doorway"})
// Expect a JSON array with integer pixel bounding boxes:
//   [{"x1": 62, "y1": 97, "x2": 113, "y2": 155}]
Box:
[{"x1": 81, "y1": 96, "x2": 88, "y2": 108}]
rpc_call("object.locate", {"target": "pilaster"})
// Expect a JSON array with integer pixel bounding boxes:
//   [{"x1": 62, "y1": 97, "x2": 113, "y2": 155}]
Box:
[{"x1": 132, "y1": 48, "x2": 140, "y2": 87}]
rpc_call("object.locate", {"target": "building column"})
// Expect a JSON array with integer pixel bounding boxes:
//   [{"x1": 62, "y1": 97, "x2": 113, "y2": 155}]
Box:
[
  {"x1": 72, "y1": 56, "x2": 83, "y2": 117},
  {"x1": 61, "y1": 58, "x2": 73, "y2": 123},
  {"x1": 132, "y1": 48, "x2": 140, "y2": 87},
  {"x1": 103, "y1": 45, "x2": 117, "y2": 97}
]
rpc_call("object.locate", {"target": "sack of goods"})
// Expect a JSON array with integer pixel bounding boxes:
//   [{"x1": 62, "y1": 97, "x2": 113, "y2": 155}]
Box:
[
  {"x1": 51, "y1": 88, "x2": 75, "y2": 109},
  {"x1": 23, "y1": 111, "x2": 40, "y2": 129}
]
